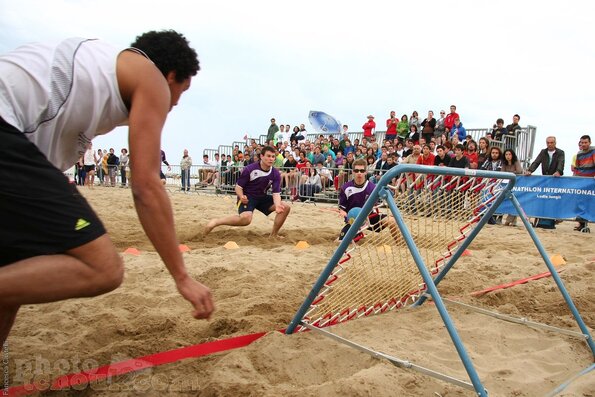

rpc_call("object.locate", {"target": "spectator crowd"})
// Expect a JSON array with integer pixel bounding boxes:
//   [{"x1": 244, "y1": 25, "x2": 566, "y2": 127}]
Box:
[{"x1": 73, "y1": 106, "x2": 594, "y2": 231}]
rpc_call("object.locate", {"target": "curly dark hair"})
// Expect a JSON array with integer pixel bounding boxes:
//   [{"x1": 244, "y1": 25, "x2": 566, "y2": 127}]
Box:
[
  {"x1": 503, "y1": 149, "x2": 519, "y2": 164},
  {"x1": 130, "y1": 30, "x2": 200, "y2": 82}
]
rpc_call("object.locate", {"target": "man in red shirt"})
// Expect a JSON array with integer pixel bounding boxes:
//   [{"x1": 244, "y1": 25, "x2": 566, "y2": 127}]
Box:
[
  {"x1": 385, "y1": 111, "x2": 398, "y2": 142},
  {"x1": 417, "y1": 144, "x2": 436, "y2": 166},
  {"x1": 444, "y1": 105, "x2": 460, "y2": 132},
  {"x1": 362, "y1": 115, "x2": 376, "y2": 138},
  {"x1": 296, "y1": 151, "x2": 311, "y2": 173}
]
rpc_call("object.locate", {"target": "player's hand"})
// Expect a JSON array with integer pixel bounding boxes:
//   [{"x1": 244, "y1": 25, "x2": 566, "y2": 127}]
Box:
[
  {"x1": 176, "y1": 276, "x2": 214, "y2": 320},
  {"x1": 240, "y1": 195, "x2": 249, "y2": 204},
  {"x1": 275, "y1": 202, "x2": 286, "y2": 213},
  {"x1": 339, "y1": 210, "x2": 347, "y2": 219}
]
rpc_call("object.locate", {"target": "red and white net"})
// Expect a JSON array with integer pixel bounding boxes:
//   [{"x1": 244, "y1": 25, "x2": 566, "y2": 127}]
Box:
[{"x1": 295, "y1": 173, "x2": 505, "y2": 332}]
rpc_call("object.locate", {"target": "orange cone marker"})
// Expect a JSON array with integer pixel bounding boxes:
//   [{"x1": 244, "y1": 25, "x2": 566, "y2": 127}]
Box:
[
  {"x1": 224, "y1": 241, "x2": 239, "y2": 250},
  {"x1": 123, "y1": 247, "x2": 141, "y2": 256},
  {"x1": 295, "y1": 241, "x2": 310, "y2": 250},
  {"x1": 549, "y1": 254, "x2": 566, "y2": 266}
]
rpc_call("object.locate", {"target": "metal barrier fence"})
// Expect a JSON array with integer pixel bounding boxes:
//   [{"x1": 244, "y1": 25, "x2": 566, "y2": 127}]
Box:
[
  {"x1": 70, "y1": 163, "x2": 350, "y2": 204},
  {"x1": 71, "y1": 153, "x2": 540, "y2": 214},
  {"x1": 202, "y1": 148, "x2": 218, "y2": 162},
  {"x1": 465, "y1": 125, "x2": 536, "y2": 169},
  {"x1": 218, "y1": 145, "x2": 234, "y2": 159},
  {"x1": 163, "y1": 164, "x2": 350, "y2": 203},
  {"x1": 71, "y1": 164, "x2": 125, "y2": 187},
  {"x1": 232, "y1": 141, "x2": 246, "y2": 150},
  {"x1": 71, "y1": 127, "x2": 535, "y2": 196}
]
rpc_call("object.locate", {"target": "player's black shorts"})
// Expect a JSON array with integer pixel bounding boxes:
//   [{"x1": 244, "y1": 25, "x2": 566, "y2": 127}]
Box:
[
  {"x1": 367, "y1": 212, "x2": 387, "y2": 232},
  {"x1": 0, "y1": 120, "x2": 106, "y2": 267},
  {"x1": 338, "y1": 212, "x2": 387, "y2": 241},
  {"x1": 84, "y1": 164, "x2": 95, "y2": 172},
  {"x1": 237, "y1": 195, "x2": 274, "y2": 216}
]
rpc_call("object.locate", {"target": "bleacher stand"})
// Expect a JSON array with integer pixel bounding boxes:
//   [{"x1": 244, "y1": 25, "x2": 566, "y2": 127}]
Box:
[{"x1": 150, "y1": 122, "x2": 536, "y2": 204}]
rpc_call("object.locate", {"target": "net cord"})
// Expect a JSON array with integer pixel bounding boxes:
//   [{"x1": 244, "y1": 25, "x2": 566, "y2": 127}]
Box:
[
  {"x1": 415, "y1": 174, "x2": 517, "y2": 307},
  {"x1": 435, "y1": 296, "x2": 588, "y2": 339},
  {"x1": 302, "y1": 322, "x2": 477, "y2": 392},
  {"x1": 382, "y1": 189, "x2": 488, "y2": 396}
]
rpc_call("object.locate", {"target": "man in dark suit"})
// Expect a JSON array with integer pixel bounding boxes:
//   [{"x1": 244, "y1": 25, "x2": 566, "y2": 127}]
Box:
[
  {"x1": 525, "y1": 136, "x2": 565, "y2": 176},
  {"x1": 524, "y1": 136, "x2": 565, "y2": 229}
]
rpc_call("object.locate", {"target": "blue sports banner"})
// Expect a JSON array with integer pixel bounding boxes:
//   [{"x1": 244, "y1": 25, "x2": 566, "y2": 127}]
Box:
[{"x1": 496, "y1": 176, "x2": 595, "y2": 221}]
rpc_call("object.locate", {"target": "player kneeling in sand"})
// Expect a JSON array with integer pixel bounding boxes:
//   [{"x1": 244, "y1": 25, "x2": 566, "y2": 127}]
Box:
[
  {"x1": 204, "y1": 146, "x2": 290, "y2": 237},
  {"x1": 338, "y1": 159, "x2": 398, "y2": 241}
]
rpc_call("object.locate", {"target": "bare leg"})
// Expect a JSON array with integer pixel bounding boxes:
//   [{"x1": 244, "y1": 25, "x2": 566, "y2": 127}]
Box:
[
  {"x1": 385, "y1": 216, "x2": 404, "y2": 244},
  {"x1": 0, "y1": 305, "x2": 19, "y2": 348},
  {"x1": 204, "y1": 212, "x2": 252, "y2": 236},
  {"x1": 206, "y1": 172, "x2": 214, "y2": 185},
  {"x1": 0, "y1": 234, "x2": 123, "y2": 306},
  {"x1": 270, "y1": 205, "x2": 291, "y2": 237},
  {"x1": 0, "y1": 234, "x2": 123, "y2": 345},
  {"x1": 85, "y1": 171, "x2": 95, "y2": 189}
]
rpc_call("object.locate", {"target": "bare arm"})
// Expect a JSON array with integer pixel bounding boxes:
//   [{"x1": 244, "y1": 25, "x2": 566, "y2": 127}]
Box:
[
  {"x1": 272, "y1": 192, "x2": 284, "y2": 212},
  {"x1": 525, "y1": 150, "x2": 543, "y2": 175},
  {"x1": 235, "y1": 184, "x2": 248, "y2": 203},
  {"x1": 118, "y1": 51, "x2": 213, "y2": 319}
]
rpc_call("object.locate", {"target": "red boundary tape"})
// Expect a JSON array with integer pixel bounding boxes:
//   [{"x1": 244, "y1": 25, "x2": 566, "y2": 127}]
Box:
[
  {"x1": 8, "y1": 331, "x2": 268, "y2": 396},
  {"x1": 7, "y1": 268, "x2": 561, "y2": 396},
  {"x1": 470, "y1": 268, "x2": 564, "y2": 297}
]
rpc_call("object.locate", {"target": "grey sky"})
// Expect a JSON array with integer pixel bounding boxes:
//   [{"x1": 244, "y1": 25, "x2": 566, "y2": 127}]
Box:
[{"x1": 1, "y1": 0, "x2": 594, "y2": 173}]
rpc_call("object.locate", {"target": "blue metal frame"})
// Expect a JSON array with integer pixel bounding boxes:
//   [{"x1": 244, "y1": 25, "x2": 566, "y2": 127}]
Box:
[
  {"x1": 507, "y1": 192, "x2": 595, "y2": 357},
  {"x1": 286, "y1": 164, "x2": 595, "y2": 395},
  {"x1": 287, "y1": 165, "x2": 514, "y2": 336}
]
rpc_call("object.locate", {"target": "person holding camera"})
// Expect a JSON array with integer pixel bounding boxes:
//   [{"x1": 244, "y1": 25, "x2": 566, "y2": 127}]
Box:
[
  {"x1": 491, "y1": 118, "x2": 508, "y2": 141},
  {"x1": 385, "y1": 110, "x2": 398, "y2": 143},
  {"x1": 421, "y1": 110, "x2": 437, "y2": 144}
]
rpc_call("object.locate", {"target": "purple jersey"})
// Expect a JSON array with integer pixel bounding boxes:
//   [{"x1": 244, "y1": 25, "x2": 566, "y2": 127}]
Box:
[
  {"x1": 338, "y1": 180, "x2": 376, "y2": 212},
  {"x1": 236, "y1": 162, "x2": 281, "y2": 198},
  {"x1": 160, "y1": 150, "x2": 169, "y2": 166}
]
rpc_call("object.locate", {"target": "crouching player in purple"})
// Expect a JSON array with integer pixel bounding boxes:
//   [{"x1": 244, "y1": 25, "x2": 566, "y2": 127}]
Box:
[
  {"x1": 338, "y1": 159, "x2": 397, "y2": 240},
  {"x1": 204, "y1": 146, "x2": 291, "y2": 237}
]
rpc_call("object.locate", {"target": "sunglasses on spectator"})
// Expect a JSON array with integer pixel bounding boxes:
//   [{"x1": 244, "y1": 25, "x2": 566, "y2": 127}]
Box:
[{"x1": 353, "y1": 169, "x2": 367, "y2": 173}]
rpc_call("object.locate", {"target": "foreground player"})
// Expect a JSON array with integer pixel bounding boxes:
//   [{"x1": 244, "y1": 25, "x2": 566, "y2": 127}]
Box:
[
  {"x1": 338, "y1": 159, "x2": 397, "y2": 240},
  {"x1": 204, "y1": 146, "x2": 291, "y2": 237},
  {"x1": 0, "y1": 30, "x2": 214, "y2": 348}
]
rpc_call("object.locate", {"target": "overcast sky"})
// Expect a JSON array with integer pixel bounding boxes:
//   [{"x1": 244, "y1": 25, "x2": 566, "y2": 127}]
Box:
[{"x1": 1, "y1": 0, "x2": 594, "y2": 173}]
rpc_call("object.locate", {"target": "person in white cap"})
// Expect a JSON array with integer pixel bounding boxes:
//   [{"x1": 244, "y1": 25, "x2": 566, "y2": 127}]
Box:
[{"x1": 362, "y1": 115, "x2": 376, "y2": 138}]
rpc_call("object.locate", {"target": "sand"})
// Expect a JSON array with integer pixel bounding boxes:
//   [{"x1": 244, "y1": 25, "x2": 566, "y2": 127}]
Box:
[{"x1": 3, "y1": 186, "x2": 594, "y2": 396}]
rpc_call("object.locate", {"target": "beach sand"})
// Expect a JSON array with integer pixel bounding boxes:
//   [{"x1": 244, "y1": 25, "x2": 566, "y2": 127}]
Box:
[{"x1": 4, "y1": 187, "x2": 594, "y2": 396}]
